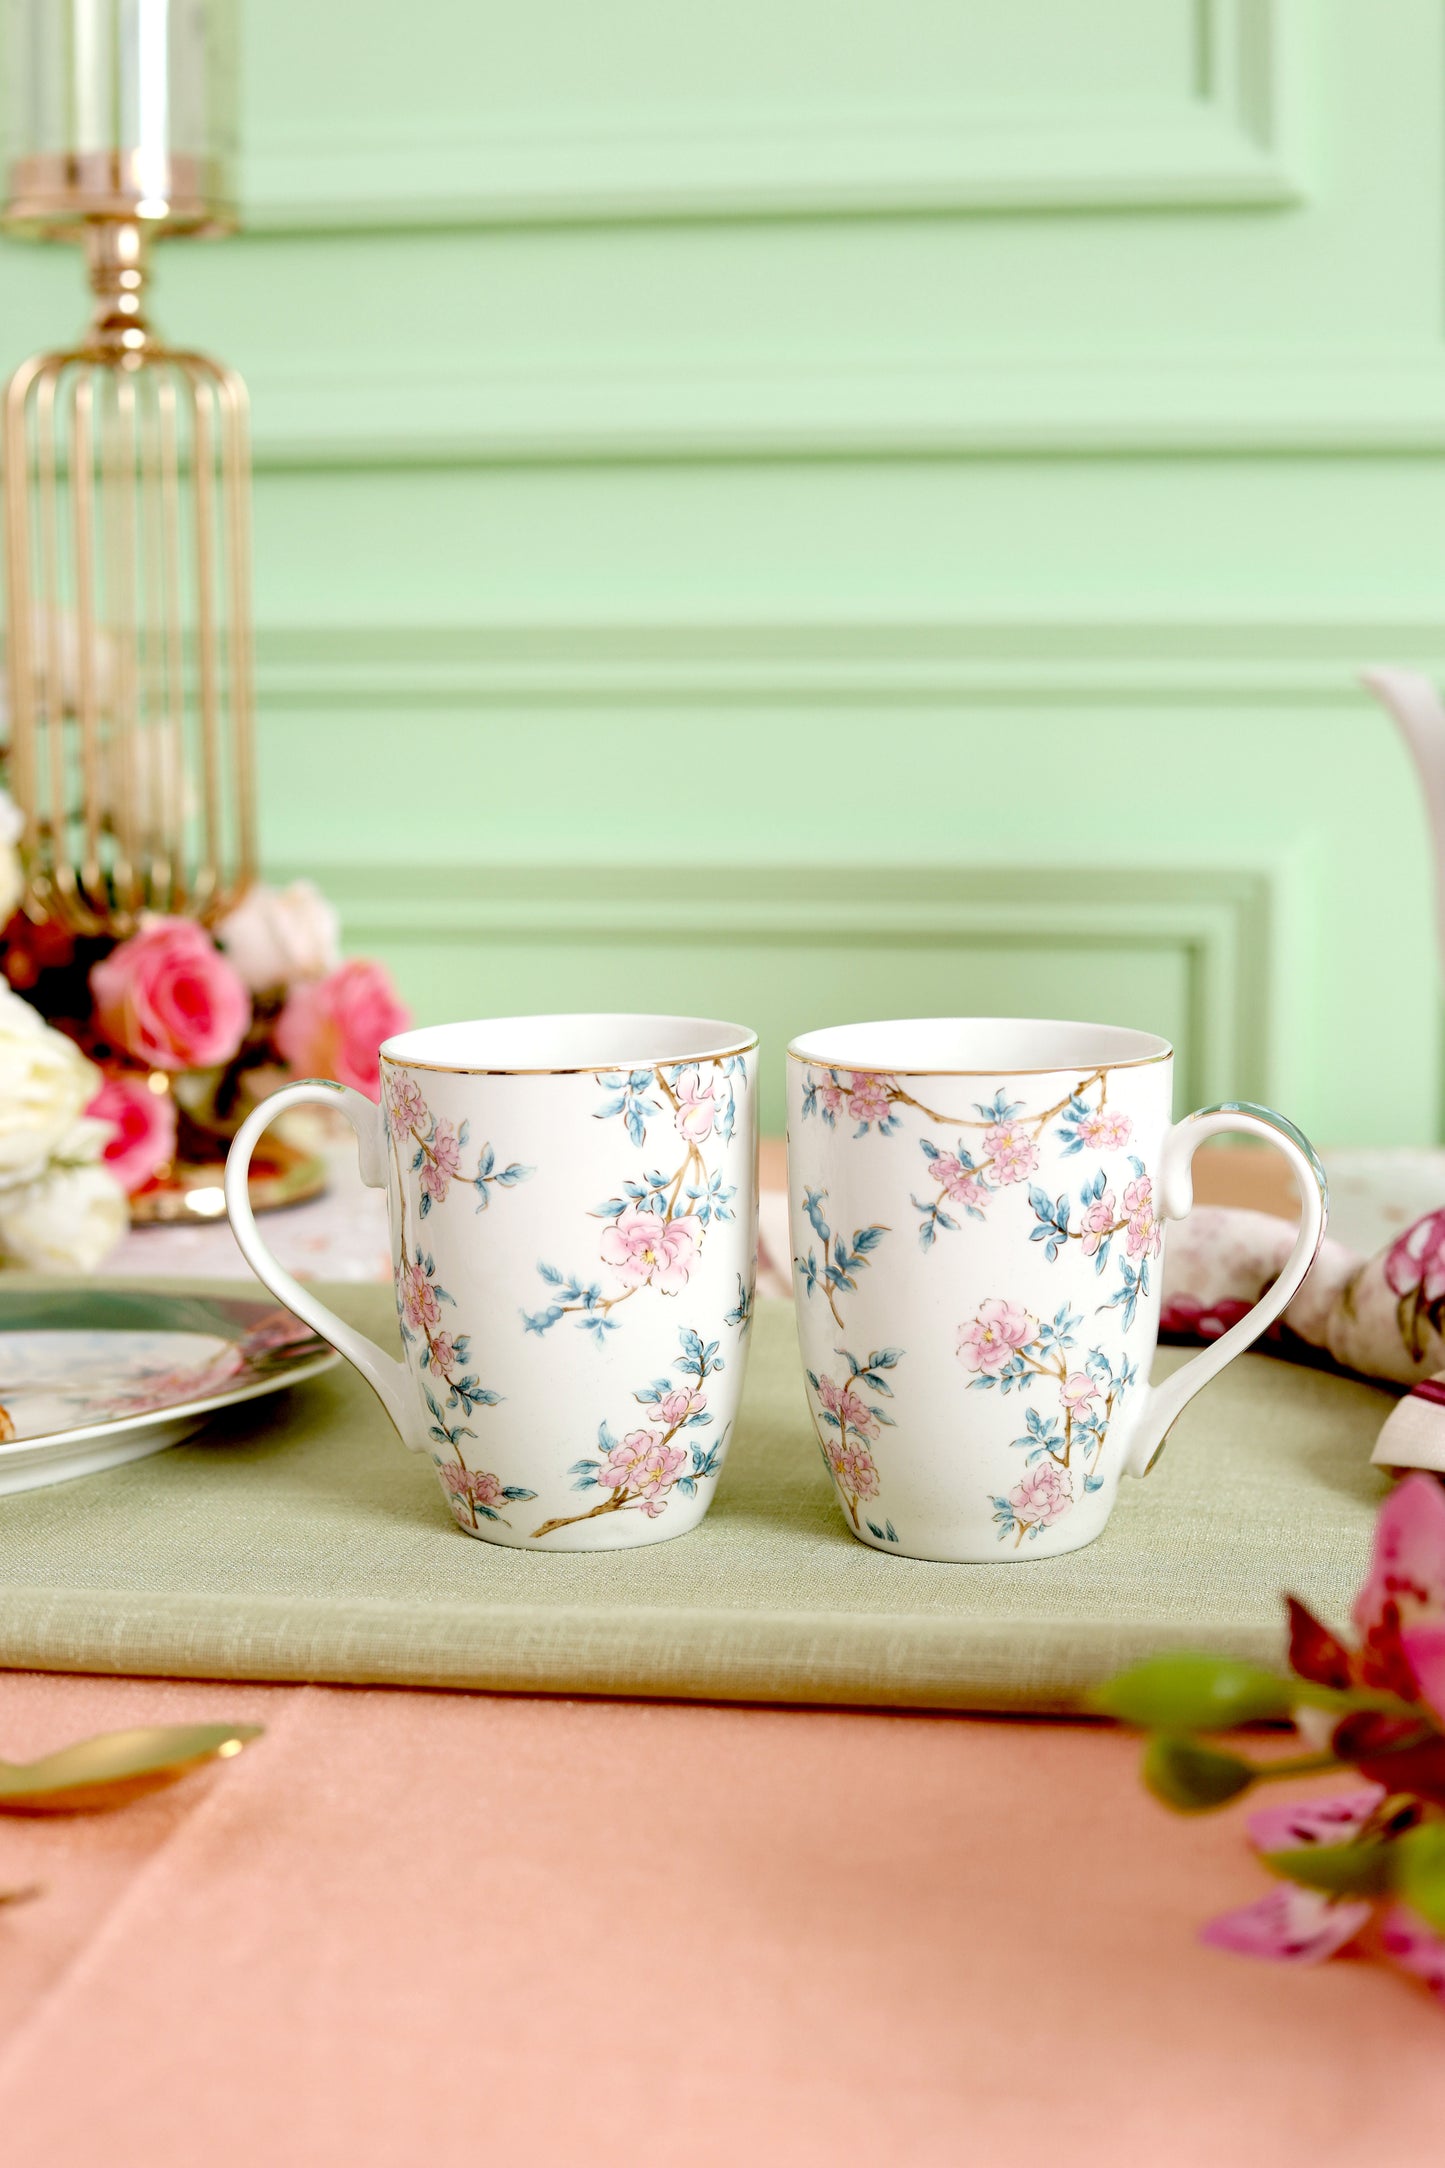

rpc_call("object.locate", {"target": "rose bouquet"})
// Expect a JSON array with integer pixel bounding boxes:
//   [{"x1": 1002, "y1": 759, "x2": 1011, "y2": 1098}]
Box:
[
  {"x1": 1092, "y1": 1473, "x2": 1445, "y2": 2007},
  {"x1": 0, "y1": 818, "x2": 410, "y2": 1260}
]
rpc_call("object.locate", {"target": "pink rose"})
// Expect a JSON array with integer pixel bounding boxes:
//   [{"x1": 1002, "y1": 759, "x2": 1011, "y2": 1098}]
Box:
[
  {"x1": 673, "y1": 1068, "x2": 716, "y2": 1142},
  {"x1": 90, "y1": 917, "x2": 251, "y2": 1073},
  {"x1": 275, "y1": 957, "x2": 411, "y2": 1102},
  {"x1": 984, "y1": 1122, "x2": 1038, "y2": 1185},
  {"x1": 1078, "y1": 1109, "x2": 1132, "y2": 1151},
  {"x1": 1059, "y1": 1371, "x2": 1098, "y2": 1411},
  {"x1": 429, "y1": 1331, "x2": 458, "y2": 1375},
  {"x1": 1010, "y1": 1460, "x2": 1071, "y2": 1527},
  {"x1": 419, "y1": 1119, "x2": 461, "y2": 1202},
  {"x1": 599, "y1": 1203, "x2": 702, "y2": 1294},
  {"x1": 845, "y1": 1072, "x2": 894, "y2": 1127},
  {"x1": 816, "y1": 1373, "x2": 880, "y2": 1439},
  {"x1": 85, "y1": 1070, "x2": 177, "y2": 1195},
  {"x1": 931, "y1": 1154, "x2": 988, "y2": 1209},
  {"x1": 651, "y1": 1388, "x2": 705, "y2": 1427},
  {"x1": 957, "y1": 1298, "x2": 1033, "y2": 1373},
  {"x1": 1081, "y1": 1190, "x2": 1116, "y2": 1257}
]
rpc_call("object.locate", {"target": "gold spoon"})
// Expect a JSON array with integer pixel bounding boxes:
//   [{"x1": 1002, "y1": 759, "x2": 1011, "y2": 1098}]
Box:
[{"x1": 0, "y1": 1722, "x2": 264, "y2": 1814}]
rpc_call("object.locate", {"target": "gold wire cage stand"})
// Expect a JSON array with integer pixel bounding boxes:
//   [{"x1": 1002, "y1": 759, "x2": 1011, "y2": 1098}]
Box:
[{"x1": 3, "y1": 216, "x2": 256, "y2": 937}]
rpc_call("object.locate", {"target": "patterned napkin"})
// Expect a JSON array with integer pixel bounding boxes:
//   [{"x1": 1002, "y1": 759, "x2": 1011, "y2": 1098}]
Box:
[
  {"x1": 758, "y1": 1190, "x2": 1441, "y2": 1470},
  {"x1": 1158, "y1": 1204, "x2": 1445, "y2": 1470}
]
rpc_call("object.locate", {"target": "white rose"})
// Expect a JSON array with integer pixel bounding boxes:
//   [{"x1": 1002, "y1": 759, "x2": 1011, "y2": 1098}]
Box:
[
  {"x1": 0, "y1": 986, "x2": 101, "y2": 1185},
  {"x1": 215, "y1": 879, "x2": 340, "y2": 993},
  {"x1": 0, "y1": 1159, "x2": 127, "y2": 1272}
]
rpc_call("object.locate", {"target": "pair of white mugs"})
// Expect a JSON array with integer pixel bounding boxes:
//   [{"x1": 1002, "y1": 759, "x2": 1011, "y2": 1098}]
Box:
[{"x1": 226, "y1": 1011, "x2": 1327, "y2": 1565}]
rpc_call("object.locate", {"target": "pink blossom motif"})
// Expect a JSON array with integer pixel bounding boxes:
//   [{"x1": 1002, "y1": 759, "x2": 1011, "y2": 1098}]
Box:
[
  {"x1": 1385, "y1": 1208, "x2": 1445, "y2": 1305},
  {"x1": 672, "y1": 1068, "x2": 717, "y2": 1142},
  {"x1": 1009, "y1": 1460, "x2": 1071, "y2": 1529},
  {"x1": 439, "y1": 1463, "x2": 503, "y2": 1511},
  {"x1": 1059, "y1": 1371, "x2": 1098, "y2": 1412},
  {"x1": 1380, "y1": 1905, "x2": 1445, "y2": 2002},
  {"x1": 385, "y1": 1073, "x2": 427, "y2": 1140},
  {"x1": 817, "y1": 1080, "x2": 845, "y2": 1118},
  {"x1": 419, "y1": 1119, "x2": 462, "y2": 1203},
  {"x1": 957, "y1": 1298, "x2": 1033, "y2": 1374},
  {"x1": 845, "y1": 1072, "x2": 894, "y2": 1127},
  {"x1": 1077, "y1": 1109, "x2": 1132, "y2": 1151},
  {"x1": 598, "y1": 1428, "x2": 688, "y2": 1515},
  {"x1": 1123, "y1": 1175, "x2": 1162, "y2": 1259},
  {"x1": 239, "y1": 1310, "x2": 318, "y2": 1360},
  {"x1": 428, "y1": 1332, "x2": 459, "y2": 1376},
  {"x1": 1386, "y1": 1209, "x2": 1445, "y2": 1357},
  {"x1": 1352, "y1": 1471, "x2": 1445, "y2": 1699},
  {"x1": 399, "y1": 1257, "x2": 441, "y2": 1334},
  {"x1": 650, "y1": 1388, "x2": 705, "y2": 1427},
  {"x1": 983, "y1": 1122, "x2": 1038, "y2": 1185},
  {"x1": 598, "y1": 1203, "x2": 703, "y2": 1295},
  {"x1": 1244, "y1": 1785, "x2": 1386, "y2": 1855},
  {"x1": 816, "y1": 1373, "x2": 881, "y2": 1440},
  {"x1": 837, "y1": 1443, "x2": 880, "y2": 1500},
  {"x1": 930, "y1": 1154, "x2": 988, "y2": 1210},
  {"x1": 1199, "y1": 1886, "x2": 1372, "y2": 1966},
  {"x1": 1159, "y1": 1293, "x2": 1253, "y2": 1342},
  {"x1": 1080, "y1": 1190, "x2": 1117, "y2": 1259}
]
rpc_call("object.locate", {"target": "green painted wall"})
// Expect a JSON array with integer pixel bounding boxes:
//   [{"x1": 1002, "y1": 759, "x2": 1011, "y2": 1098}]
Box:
[{"x1": 2, "y1": 0, "x2": 1441, "y2": 1139}]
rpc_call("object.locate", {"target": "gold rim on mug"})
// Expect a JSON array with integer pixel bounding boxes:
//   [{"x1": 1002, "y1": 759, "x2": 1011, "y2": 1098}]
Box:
[
  {"x1": 786, "y1": 1018, "x2": 1172, "y2": 1078},
  {"x1": 380, "y1": 1020, "x2": 759, "y2": 1078}
]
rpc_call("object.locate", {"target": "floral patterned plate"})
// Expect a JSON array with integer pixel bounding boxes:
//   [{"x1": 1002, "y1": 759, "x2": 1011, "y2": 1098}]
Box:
[{"x1": 0, "y1": 1290, "x2": 338, "y2": 1497}]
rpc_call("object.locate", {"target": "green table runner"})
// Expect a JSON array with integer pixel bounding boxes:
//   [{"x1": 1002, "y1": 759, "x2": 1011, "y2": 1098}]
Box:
[{"x1": 0, "y1": 1284, "x2": 1394, "y2": 1711}]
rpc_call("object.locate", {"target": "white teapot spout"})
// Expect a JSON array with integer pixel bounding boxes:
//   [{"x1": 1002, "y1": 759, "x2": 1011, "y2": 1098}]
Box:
[{"x1": 1362, "y1": 665, "x2": 1445, "y2": 986}]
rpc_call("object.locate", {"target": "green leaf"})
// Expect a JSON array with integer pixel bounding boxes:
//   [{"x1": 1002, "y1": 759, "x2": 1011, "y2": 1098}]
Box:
[
  {"x1": 1260, "y1": 1841, "x2": 1395, "y2": 1897},
  {"x1": 1090, "y1": 1654, "x2": 1295, "y2": 1732},
  {"x1": 1142, "y1": 1735, "x2": 1256, "y2": 1812},
  {"x1": 1395, "y1": 1823, "x2": 1445, "y2": 1935}
]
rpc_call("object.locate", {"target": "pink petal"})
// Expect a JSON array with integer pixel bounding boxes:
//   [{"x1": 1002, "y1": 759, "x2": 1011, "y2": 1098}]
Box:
[
  {"x1": 1401, "y1": 1620, "x2": 1445, "y2": 1722},
  {"x1": 1379, "y1": 1904, "x2": 1445, "y2": 2001},
  {"x1": 1353, "y1": 1473, "x2": 1445, "y2": 1642},
  {"x1": 1244, "y1": 1785, "x2": 1387, "y2": 1854},
  {"x1": 1198, "y1": 1886, "x2": 1372, "y2": 1964}
]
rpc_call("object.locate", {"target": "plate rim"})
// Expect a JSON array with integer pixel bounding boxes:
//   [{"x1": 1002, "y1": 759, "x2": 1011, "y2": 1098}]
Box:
[{"x1": 0, "y1": 1304, "x2": 341, "y2": 1459}]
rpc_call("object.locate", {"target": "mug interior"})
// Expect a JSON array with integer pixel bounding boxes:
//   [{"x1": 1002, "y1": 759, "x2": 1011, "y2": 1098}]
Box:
[
  {"x1": 789, "y1": 1016, "x2": 1171, "y2": 1075},
  {"x1": 382, "y1": 1012, "x2": 757, "y2": 1074}
]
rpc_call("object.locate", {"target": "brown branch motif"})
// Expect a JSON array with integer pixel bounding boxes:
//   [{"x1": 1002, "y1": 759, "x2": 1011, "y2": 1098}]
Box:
[
  {"x1": 531, "y1": 1327, "x2": 726, "y2": 1540},
  {"x1": 523, "y1": 1059, "x2": 745, "y2": 1343},
  {"x1": 956, "y1": 1299, "x2": 1137, "y2": 1547},
  {"x1": 383, "y1": 1071, "x2": 537, "y2": 1531},
  {"x1": 804, "y1": 1346, "x2": 904, "y2": 1544}
]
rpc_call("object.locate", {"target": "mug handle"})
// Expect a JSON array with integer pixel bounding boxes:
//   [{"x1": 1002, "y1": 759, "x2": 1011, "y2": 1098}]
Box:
[
  {"x1": 224, "y1": 1078, "x2": 417, "y2": 1447},
  {"x1": 1122, "y1": 1102, "x2": 1328, "y2": 1477}
]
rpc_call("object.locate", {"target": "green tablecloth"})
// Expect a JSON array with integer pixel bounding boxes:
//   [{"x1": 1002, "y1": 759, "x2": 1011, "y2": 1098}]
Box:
[{"x1": 0, "y1": 1285, "x2": 1393, "y2": 1711}]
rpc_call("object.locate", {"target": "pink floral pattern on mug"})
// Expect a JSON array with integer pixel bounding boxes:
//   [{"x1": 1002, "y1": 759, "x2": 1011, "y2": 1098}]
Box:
[{"x1": 524, "y1": 1059, "x2": 748, "y2": 1342}]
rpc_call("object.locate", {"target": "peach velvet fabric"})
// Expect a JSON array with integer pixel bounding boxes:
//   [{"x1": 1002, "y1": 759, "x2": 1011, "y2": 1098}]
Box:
[{"x1": 1, "y1": 1672, "x2": 1443, "y2": 2165}]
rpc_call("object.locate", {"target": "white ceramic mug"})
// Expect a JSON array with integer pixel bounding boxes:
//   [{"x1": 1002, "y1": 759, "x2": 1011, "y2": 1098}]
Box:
[
  {"x1": 226, "y1": 1013, "x2": 758, "y2": 1549},
  {"x1": 786, "y1": 1018, "x2": 1327, "y2": 1564}
]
